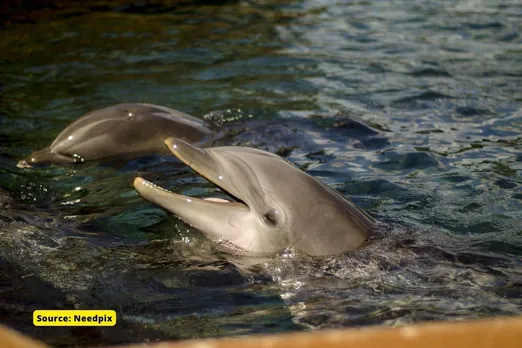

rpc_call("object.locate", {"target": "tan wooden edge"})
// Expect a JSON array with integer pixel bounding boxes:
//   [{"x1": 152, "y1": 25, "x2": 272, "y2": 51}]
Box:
[
  {"x1": 115, "y1": 315, "x2": 522, "y2": 348},
  {"x1": 2, "y1": 315, "x2": 522, "y2": 348},
  {"x1": 0, "y1": 325, "x2": 49, "y2": 348}
]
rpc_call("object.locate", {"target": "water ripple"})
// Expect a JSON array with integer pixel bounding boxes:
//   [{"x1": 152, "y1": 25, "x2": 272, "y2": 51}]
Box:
[{"x1": 0, "y1": 0, "x2": 521, "y2": 345}]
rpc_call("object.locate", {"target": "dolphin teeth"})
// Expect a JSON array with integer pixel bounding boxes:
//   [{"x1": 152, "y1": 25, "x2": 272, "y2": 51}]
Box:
[{"x1": 139, "y1": 179, "x2": 175, "y2": 194}]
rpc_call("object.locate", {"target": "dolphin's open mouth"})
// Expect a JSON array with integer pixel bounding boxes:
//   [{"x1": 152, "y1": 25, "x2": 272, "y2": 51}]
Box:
[
  {"x1": 133, "y1": 177, "x2": 242, "y2": 209},
  {"x1": 135, "y1": 137, "x2": 375, "y2": 256},
  {"x1": 133, "y1": 138, "x2": 250, "y2": 231}
]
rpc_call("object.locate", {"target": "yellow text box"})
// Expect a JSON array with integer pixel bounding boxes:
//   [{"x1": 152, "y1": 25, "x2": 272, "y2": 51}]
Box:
[{"x1": 33, "y1": 310, "x2": 117, "y2": 326}]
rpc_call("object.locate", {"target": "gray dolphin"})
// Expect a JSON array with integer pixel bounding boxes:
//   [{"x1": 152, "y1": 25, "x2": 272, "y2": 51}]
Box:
[
  {"x1": 134, "y1": 138, "x2": 375, "y2": 256},
  {"x1": 17, "y1": 103, "x2": 212, "y2": 168}
]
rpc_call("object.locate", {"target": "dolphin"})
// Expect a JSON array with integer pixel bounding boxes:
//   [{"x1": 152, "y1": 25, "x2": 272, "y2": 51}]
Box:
[
  {"x1": 134, "y1": 138, "x2": 376, "y2": 256},
  {"x1": 17, "y1": 103, "x2": 213, "y2": 168}
]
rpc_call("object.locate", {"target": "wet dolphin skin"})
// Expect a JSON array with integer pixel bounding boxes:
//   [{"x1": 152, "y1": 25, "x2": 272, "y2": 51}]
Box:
[
  {"x1": 134, "y1": 138, "x2": 376, "y2": 256},
  {"x1": 17, "y1": 103, "x2": 212, "y2": 168}
]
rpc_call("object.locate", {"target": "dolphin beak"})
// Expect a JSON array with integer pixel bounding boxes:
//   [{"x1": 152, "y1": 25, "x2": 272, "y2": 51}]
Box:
[
  {"x1": 164, "y1": 137, "x2": 225, "y2": 189},
  {"x1": 163, "y1": 137, "x2": 249, "y2": 201},
  {"x1": 16, "y1": 159, "x2": 32, "y2": 169},
  {"x1": 133, "y1": 138, "x2": 249, "y2": 232},
  {"x1": 133, "y1": 177, "x2": 248, "y2": 231}
]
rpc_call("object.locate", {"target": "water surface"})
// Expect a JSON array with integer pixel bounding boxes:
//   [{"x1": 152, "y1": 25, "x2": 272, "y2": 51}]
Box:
[{"x1": 0, "y1": 0, "x2": 521, "y2": 346}]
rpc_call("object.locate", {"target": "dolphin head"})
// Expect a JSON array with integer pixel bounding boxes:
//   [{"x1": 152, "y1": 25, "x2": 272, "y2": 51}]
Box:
[
  {"x1": 17, "y1": 103, "x2": 212, "y2": 168},
  {"x1": 134, "y1": 138, "x2": 375, "y2": 256}
]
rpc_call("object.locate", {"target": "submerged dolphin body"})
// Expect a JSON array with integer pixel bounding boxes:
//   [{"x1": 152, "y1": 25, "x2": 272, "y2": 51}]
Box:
[
  {"x1": 134, "y1": 138, "x2": 376, "y2": 256},
  {"x1": 17, "y1": 103, "x2": 212, "y2": 168}
]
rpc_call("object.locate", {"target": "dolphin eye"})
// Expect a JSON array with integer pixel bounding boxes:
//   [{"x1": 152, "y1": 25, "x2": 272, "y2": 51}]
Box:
[{"x1": 262, "y1": 209, "x2": 279, "y2": 227}]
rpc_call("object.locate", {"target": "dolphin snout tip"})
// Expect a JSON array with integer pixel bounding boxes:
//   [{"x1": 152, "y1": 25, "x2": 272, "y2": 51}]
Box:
[
  {"x1": 133, "y1": 177, "x2": 145, "y2": 188},
  {"x1": 164, "y1": 137, "x2": 177, "y2": 149},
  {"x1": 16, "y1": 159, "x2": 31, "y2": 169}
]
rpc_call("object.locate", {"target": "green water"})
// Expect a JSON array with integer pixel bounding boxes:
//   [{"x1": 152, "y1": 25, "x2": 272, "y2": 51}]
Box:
[{"x1": 0, "y1": 0, "x2": 521, "y2": 346}]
